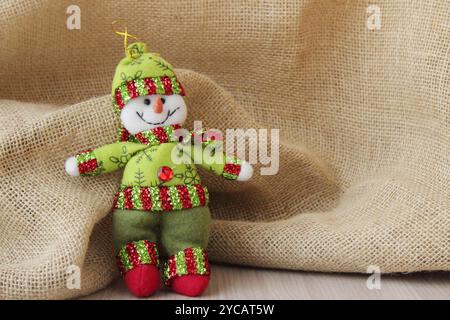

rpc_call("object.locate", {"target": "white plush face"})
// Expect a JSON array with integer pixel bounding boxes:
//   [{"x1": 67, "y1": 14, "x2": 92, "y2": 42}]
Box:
[{"x1": 120, "y1": 94, "x2": 187, "y2": 134}]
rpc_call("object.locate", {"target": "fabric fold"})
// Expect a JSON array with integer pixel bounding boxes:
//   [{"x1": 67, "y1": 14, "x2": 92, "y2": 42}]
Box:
[{"x1": 0, "y1": 0, "x2": 448, "y2": 299}]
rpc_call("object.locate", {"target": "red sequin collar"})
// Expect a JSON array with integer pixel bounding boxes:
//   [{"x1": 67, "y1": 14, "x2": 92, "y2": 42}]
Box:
[
  {"x1": 117, "y1": 124, "x2": 222, "y2": 146},
  {"x1": 117, "y1": 124, "x2": 182, "y2": 145}
]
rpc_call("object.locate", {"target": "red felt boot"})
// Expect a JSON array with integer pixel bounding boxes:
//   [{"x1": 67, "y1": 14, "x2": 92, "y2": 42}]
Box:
[
  {"x1": 171, "y1": 274, "x2": 210, "y2": 297},
  {"x1": 123, "y1": 264, "x2": 160, "y2": 297},
  {"x1": 165, "y1": 248, "x2": 211, "y2": 297},
  {"x1": 117, "y1": 240, "x2": 161, "y2": 298}
]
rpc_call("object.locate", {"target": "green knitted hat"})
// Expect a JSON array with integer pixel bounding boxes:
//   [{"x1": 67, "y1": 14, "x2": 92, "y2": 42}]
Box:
[{"x1": 112, "y1": 42, "x2": 185, "y2": 115}]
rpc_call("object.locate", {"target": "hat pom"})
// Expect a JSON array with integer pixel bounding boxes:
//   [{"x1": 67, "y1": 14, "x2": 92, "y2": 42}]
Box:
[{"x1": 127, "y1": 42, "x2": 147, "y2": 59}]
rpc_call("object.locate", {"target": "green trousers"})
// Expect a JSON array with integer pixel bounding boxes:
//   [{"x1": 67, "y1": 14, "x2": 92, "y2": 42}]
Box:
[{"x1": 112, "y1": 206, "x2": 211, "y2": 258}]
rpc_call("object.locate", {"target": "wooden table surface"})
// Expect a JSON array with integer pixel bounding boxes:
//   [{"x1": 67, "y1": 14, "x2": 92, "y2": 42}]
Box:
[{"x1": 81, "y1": 264, "x2": 450, "y2": 300}]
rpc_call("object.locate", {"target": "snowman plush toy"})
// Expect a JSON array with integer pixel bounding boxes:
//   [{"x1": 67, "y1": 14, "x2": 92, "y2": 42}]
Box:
[{"x1": 65, "y1": 41, "x2": 253, "y2": 297}]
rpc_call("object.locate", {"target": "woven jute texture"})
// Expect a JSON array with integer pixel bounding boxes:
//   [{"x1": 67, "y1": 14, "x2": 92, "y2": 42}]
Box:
[{"x1": 0, "y1": 0, "x2": 449, "y2": 299}]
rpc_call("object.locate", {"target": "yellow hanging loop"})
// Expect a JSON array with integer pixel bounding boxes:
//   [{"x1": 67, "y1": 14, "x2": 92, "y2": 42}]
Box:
[{"x1": 111, "y1": 18, "x2": 142, "y2": 58}]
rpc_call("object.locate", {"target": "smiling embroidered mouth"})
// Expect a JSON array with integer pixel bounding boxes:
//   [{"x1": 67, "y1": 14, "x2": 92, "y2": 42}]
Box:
[{"x1": 136, "y1": 107, "x2": 180, "y2": 125}]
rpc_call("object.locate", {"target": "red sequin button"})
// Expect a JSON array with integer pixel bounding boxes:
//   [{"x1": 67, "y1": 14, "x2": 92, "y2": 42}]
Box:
[{"x1": 158, "y1": 166, "x2": 174, "y2": 182}]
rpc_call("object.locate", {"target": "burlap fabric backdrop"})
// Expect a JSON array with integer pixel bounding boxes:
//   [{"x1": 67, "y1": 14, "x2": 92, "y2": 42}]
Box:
[{"x1": 0, "y1": 0, "x2": 448, "y2": 299}]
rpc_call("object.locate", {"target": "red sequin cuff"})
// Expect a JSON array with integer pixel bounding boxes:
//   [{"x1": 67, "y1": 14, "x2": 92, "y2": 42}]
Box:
[
  {"x1": 222, "y1": 157, "x2": 242, "y2": 180},
  {"x1": 116, "y1": 240, "x2": 159, "y2": 276},
  {"x1": 163, "y1": 247, "x2": 210, "y2": 286},
  {"x1": 75, "y1": 149, "x2": 103, "y2": 176}
]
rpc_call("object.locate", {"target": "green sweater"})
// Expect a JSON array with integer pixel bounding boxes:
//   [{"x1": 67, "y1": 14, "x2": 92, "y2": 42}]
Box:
[{"x1": 75, "y1": 124, "x2": 242, "y2": 212}]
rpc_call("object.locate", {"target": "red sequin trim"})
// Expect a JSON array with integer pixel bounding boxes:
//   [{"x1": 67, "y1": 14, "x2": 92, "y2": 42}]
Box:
[
  {"x1": 176, "y1": 185, "x2": 192, "y2": 209},
  {"x1": 118, "y1": 124, "x2": 180, "y2": 144},
  {"x1": 224, "y1": 163, "x2": 241, "y2": 176},
  {"x1": 152, "y1": 126, "x2": 168, "y2": 143},
  {"x1": 144, "y1": 77, "x2": 156, "y2": 95},
  {"x1": 140, "y1": 187, "x2": 153, "y2": 211},
  {"x1": 159, "y1": 186, "x2": 173, "y2": 211},
  {"x1": 113, "y1": 77, "x2": 185, "y2": 115},
  {"x1": 195, "y1": 184, "x2": 207, "y2": 206},
  {"x1": 126, "y1": 81, "x2": 138, "y2": 99},
  {"x1": 115, "y1": 89, "x2": 125, "y2": 110},
  {"x1": 116, "y1": 240, "x2": 160, "y2": 276},
  {"x1": 78, "y1": 158, "x2": 98, "y2": 175},
  {"x1": 134, "y1": 132, "x2": 149, "y2": 144},
  {"x1": 168, "y1": 257, "x2": 177, "y2": 280},
  {"x1": 164, "y1": 247, "x2": 210, "y2": 285},
  {"x1": 114, "y1": 184, "x2": 209, "y2": 211},
  {"x1": 144, "y1": 241, "x2": 159, "y2": 266},
  {"x1": 185, "y1": 248, "x2": 197, "y2": 274},
  {"x1": 161, "y1": 76, "x2": 173, "y2": 95},
  {"x1": 119, "y1": 128, "x2": 130, "y2": 141},
  {"x1": 123, "y1": 187, "x2": 134, "y2": 210},
  {"x1": 126, "y1": 242, "x2": 140, "y2": 269}
]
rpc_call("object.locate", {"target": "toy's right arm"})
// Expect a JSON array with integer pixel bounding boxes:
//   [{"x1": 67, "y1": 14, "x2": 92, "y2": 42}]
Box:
[{"x1": 65, "y1": 142, "x2": 147, "y2": 177}]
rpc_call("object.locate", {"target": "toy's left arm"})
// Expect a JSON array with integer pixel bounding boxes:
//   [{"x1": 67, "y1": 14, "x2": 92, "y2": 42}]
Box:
[{"x1": 203, "y1": 152, "x2": 253, "y2": 181}]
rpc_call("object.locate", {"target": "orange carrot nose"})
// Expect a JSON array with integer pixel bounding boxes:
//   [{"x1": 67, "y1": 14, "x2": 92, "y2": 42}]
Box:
[{"x1": 153, "y1": 96, "x2": 163, "y2": 114}]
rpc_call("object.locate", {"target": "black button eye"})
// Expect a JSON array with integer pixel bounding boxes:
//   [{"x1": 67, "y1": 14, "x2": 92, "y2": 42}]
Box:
[
  {"x1": 144, "y1": 98, "x2": 151, "y2": 105},
  {"x1": 161, "y1": 97, "x2": 166, "y2": 104}
]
